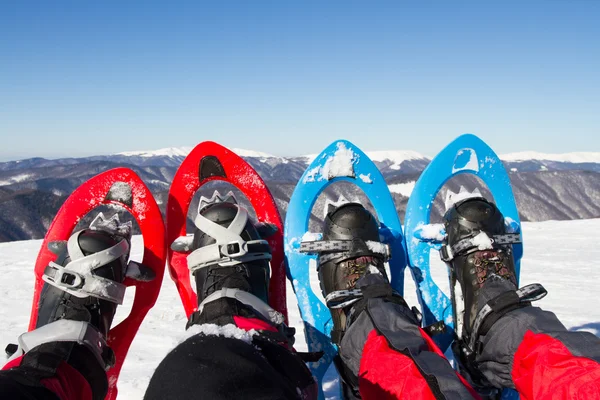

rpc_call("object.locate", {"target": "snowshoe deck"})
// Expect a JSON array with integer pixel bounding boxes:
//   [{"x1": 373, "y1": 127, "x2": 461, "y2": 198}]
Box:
[
  {"x1": 166, "y1": 141, "x2": 287, "y2": 319},
  {"x1": 29, "y1": 167, "x2": 166, "y2": 400},
  {"x1": 404, "y1": 134, "x2": 522, "y2": 399},
  {"x1": 284, "y1": 140, "x2": 407, "y2": 399}
]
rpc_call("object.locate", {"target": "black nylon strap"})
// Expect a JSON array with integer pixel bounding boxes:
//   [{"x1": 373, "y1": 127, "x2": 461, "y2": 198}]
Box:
[
  {"x1": 20, "y1": 342, "x2": 74, "y2": 378},
  {"x1": 479, "y1": 302, "x2": 529, "y2": 337},
  {"x1": 468, "y1": 283, "x2": 547, "y2": 355},
  {"x1": 440, "y1": 233, "x2": 522, "y2": 262},
  {"x1": 331, "y1": 329, "x2": 344, "y2": 345},
  {"x1": 361, "y1": 283, "x2": 393, "y2": 299}
]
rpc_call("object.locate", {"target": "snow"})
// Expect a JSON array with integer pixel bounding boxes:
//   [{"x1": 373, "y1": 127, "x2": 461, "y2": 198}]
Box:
[
  {"x1": 416, "y1": 223, "x2": 446, "y2": 241},
  {"x1": 301, "y1": 232, "x2": 322, "y2": 242},
  {"x1": 113, "y1": 146, "x2": 600, "y2": 166},
  {"x1": 321, "y1": 142, "x2": 356, "y2": 179},
  {"x1": 388, "y1": 181, "x2": 416, "y2": 197},
  {"x1": 302, "y1": 142, "x2": 357, "y2": 183},
  {"x1": 0, "y1": 173, "x2": 34, "y2": 186},
  {"x1": 230, "y1": 148, "x2": 278, "y2": 159},
  {"x1": 302, "y1": 149, "x2": 427, "y2": 167},
  {"x1": 500, "y1": 151, "x2": 600, "y2": 164},
  {"x1": 1, "y1": 219, "x2": 599, "y2": 399},
  {"x1": 359, "y1": 173, "x2": 372, "y2": 183},
  {"x1": 182, "y1": 324, "x2": 257, "y2": 344},
  {"x1": 115, "y1": 147, "x2": 278, "y2": 159},
  {"x1": 366, "y1": 240, "x2": 388, "y2": 256},
  {"x1": 108, "y1": 182, "x2": 133, "y2": 204},
  {"x1": 471, "y1": 231, "x2": 494, "y2": 250},
  {"x1": 366, "y1": 150, "x2": 428, "y2": 170},
  {"x1": 116, "y1": 147, "x2": 193, "y2": 158}
]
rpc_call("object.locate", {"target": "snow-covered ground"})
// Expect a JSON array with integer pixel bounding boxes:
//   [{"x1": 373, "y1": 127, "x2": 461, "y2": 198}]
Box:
[{"x1": 1, "y1": 219, "x2": 599, "y2": 398}]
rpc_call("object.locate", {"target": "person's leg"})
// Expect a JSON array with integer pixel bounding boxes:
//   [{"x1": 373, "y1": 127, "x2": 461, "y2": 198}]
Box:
[
  {"x1": 307, "y1": 203, "x2": 476, "y2": 400},
  {"x1": 442, "y1": 197, "x2": 600, "y2": 399},
  {"x1": 145, "y1": 297, "x2": 315, "y2": 400},
  {"x1": 145, "y1": 196, "x2": 316, "y2": 400},
  {"x1": 1, "y1": 215, "x2": 148, "y2": 400}
]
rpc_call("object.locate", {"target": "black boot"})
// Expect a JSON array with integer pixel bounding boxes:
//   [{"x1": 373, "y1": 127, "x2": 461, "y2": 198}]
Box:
[
  {"x1": 191, "y1": 201, "x2": 271, "y2": 304},
  {"x1": 37, "y1": 228, "x2": 127, "y2": 336},
  {"x1": 10, "y1": 214, "x2": 148, "y2": 400},
  {"x1": 169, "y1": 194, "x2": 317, "y2": 399},
  {"x1": 178, "y1": 193, "x2": 281, "y2": 329},
  {"x1": 442, "y1": 197, "x2": 519, "y2": 336},
  {"x1": 441, "y1": 197, "x2": 546, "y2": 387},
  {"x1": 302, "y1": 203, "x2": 414, "y2": 399},
  {"x1": 313, "y1": 203, "x2": 392, "y2": 344}
]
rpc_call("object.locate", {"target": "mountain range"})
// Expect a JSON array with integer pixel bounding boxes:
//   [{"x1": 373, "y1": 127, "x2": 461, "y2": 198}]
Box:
[{"x1": 0, "y1": 147, "x2": 598, "y2": 242}]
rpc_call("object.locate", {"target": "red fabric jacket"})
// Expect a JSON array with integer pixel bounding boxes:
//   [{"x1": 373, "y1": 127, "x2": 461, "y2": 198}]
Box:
[
  {"x1": 4, "y1": 325, "x2": 599, "y2": 399},
  {"x1": 358, "y1": 329, "x2": 600, "y2": 400}
]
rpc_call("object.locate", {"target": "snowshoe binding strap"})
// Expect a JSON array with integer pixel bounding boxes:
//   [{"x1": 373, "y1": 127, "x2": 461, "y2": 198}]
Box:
[
  {"x1": 440, "y1": 232, "x2": 522, "y2": 262},
  {"x1": 300, "y1": 238, "x2": 391, "y2": 265},
  {"x1": 8, "y1": 319, "x2": 115, "y2": 370},
  {"x1": 197, "y1": 287, "x2": 286, "y2": 327},
  {"x1": 42, "y1": 214, "x2": 155, "y2": 304},
  {"x1": 183, "y1": 205, "x2": 272, "y2": 272},
  {"x1": 43, "y1": 230, "x2": 129, "y2": 304},
  {"x1": 465, "y1": 283, "x2": 547, "y2": 357}
]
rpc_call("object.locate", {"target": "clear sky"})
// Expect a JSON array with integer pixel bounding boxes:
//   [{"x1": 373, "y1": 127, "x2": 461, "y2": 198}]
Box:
[{"x1": 1, "y1": 1, "x2": 598, "y2": 161}]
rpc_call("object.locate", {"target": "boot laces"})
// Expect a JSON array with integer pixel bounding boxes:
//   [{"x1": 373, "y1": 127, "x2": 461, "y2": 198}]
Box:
[
  {"x1": 473, "y1": 250, "x2": 516, "y2": 288},
  {"x1": 204, "y1": 264, "x2": 250, "y2": 297}
]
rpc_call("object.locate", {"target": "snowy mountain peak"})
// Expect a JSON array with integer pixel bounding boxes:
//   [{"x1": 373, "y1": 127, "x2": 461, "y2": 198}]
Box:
[
  {"x1": 500, "y1": 151, "x2": 600, "y2": 164},
  {"x1": 302, "y1": 149, "x2": 428, "y2": 167},
  {"x1": 116, "y1": 147, "x2": 193, "y2": 158},
  {"x1": 116, "y1": 146, "x2": 279, "y2": 159},
  {"x1": 230, "y1": 148, "x2": 279, "y2": 158},
  {"x1": 113, "y1": 146, "x2": 600, "y2": 166},
  {"x1": 365, "y1": 150, "x2": 429, "y2": 162}
]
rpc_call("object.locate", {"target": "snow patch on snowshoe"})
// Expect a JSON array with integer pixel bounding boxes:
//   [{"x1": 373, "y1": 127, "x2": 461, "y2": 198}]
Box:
[
  {"x1": 302, "y1": 142, "x2": 357, "y2": 182},
  {"x1": 414, "y1": 223, "x2": 446, "y2": 242},
  {"x1": 301, "y1": 232, "x2": 323, "y2": 242},
  {"x1": 359, "y1": 173, "x2": 372, "y2": 183},
  {"x1": 107, "y1": 181, "x2": 133, "y2": 204}
]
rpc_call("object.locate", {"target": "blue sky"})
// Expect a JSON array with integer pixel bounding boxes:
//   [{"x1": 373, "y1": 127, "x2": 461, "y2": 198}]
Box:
[{"x1": 1, "y1": 1, "x2": 598, "y2": 160}]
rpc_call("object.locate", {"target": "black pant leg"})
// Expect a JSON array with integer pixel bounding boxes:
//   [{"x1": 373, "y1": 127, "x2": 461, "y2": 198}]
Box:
[{"x1": 144, "y1": 334, "x2": 315, "y2": 400}]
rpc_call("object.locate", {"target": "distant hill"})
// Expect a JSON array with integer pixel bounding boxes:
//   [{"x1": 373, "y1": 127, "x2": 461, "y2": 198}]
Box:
[{"x1": 0, "y1": 147, "x2": 598, "y2": 242}]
